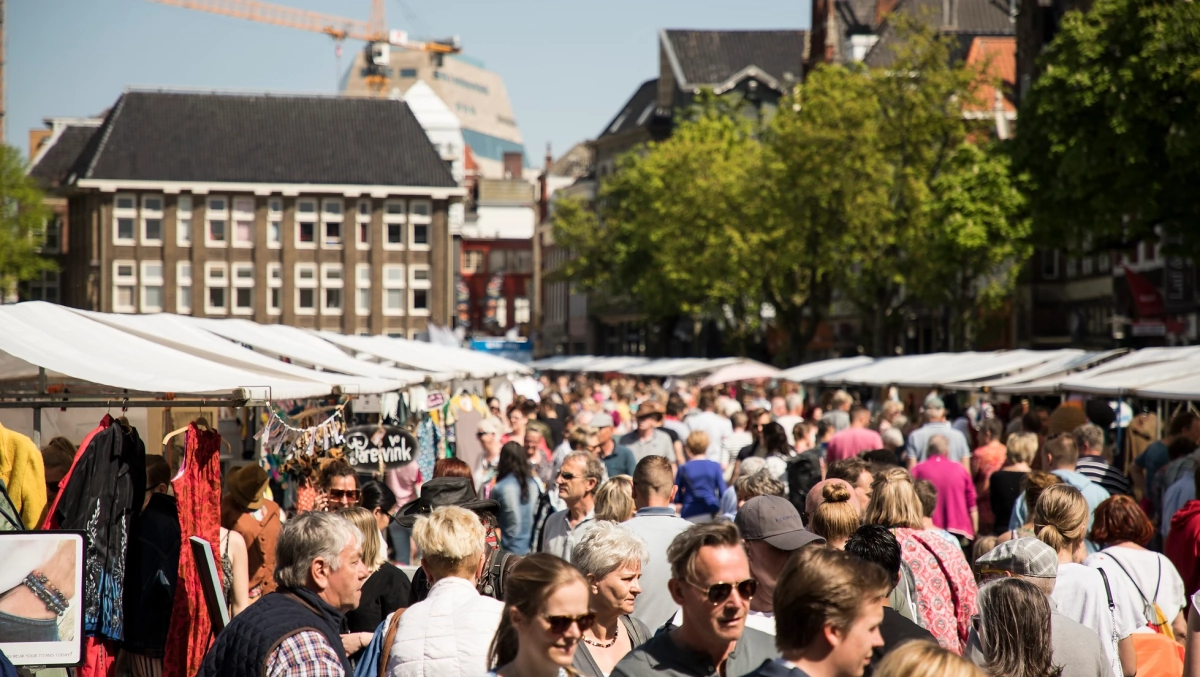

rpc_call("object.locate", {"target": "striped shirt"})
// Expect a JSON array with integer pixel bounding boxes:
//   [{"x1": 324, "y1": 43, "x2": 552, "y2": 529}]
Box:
[
  {"x1": 266, "y1": 631, "x2": 344, "y2": 677},
  {"x1": 1075, "y1": 456, "x2": 1132, "y2": 496}
]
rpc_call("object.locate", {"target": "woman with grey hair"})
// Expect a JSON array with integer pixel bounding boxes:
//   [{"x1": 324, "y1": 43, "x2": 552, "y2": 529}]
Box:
[{"x1": 569, "y1": 521, "x2": 651, "y2": 676}]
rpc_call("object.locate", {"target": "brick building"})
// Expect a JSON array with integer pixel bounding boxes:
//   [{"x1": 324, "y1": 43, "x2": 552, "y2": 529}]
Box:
[{"x1": 26, "y1": 89, "x2": 463, "y2": 338}]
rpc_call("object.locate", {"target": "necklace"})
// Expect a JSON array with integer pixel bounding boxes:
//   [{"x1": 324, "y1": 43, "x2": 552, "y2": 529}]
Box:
[{"x1": 582, "y1": 622, "x2": 619, "y2": 648}]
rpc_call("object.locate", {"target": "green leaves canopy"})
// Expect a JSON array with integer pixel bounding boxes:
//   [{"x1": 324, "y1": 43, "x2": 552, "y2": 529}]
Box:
[{"x1": 0, "y1": 145, "x2": 53, "y2": 294}]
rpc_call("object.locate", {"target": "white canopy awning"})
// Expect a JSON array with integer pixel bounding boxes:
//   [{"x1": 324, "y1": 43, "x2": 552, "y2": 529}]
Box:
[
  {"x1": 317, "y1": 332, "x2": 531, "y2": 380},
  {"x1": 955, "y1": 350, "x2": 1124, "y2": 394},
  {"x1": 0, "y1": 302, "x2": 335, "y2": 399},
  {"x1": 74, "y1": 311, "x2": 411, "y2": 395},
  {"x1": 1052, "y1": 347, "x2": 1200, "y2": 397},
  {"x1": 193, "y1": 319, "x2": 443, "y2": 383},
  {"x1": 817, "y1": 350, "x2": 1087, "y2": 389},
  {"x1": 778, "y1": 356, "x2": 875, "y2": 383}
]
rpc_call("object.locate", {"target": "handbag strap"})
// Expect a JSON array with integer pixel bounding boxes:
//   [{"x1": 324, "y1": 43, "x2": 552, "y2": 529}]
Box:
[
  {"x1": 378, "y1": 607, "x2": 408, "y2": 677},
  {"x1": 1097, "y1": 567, "x2": 1115, "y2": 610}
]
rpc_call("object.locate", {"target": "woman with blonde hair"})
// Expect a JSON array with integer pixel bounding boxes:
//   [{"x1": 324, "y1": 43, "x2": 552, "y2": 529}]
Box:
[
  {"x1": 594, "y1": 475, "x2": 635, "y2": 523},
  {"x1": 337, "y1": 506, "x2": 411, "y2": 658},
  {"x1": 488, "y1": 554, "x2": 590, "y2": 677},
  {"x1": 569, "y1": 522, "x2": 650, "y2": 676},
  {"x1": 808, "y1": 481, "x2": 860, "y2": 549},
  {"x1": 1033, "y1": 484, "x2": 1143, "y2": 677},
  {"x1": 989, "y1": 431, "x2": 1036, "y2": 535},
  {"x1": 996, "y1": 470, "x2": 1062, "y2": 544},
  {"x1": 875, "y1": 639, "x2": 984, "y2": 677},
  {"x1": 975, "y1": 577, "x2": 1062, "y2": 677},
  {"x1": 864, "y1": 467, "x2": 977, "y2": 653}
]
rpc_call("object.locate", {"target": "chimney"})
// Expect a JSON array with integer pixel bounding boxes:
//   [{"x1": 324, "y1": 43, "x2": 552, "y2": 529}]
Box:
[
  {"x1": 503, "y1": 151, "x2": 523, "y2": 180},
  {"x1": 942, "y1": 0, "x2": 958, "y2": 29},
  {"x1": 539, "y1": 143, "x2": 551, "y2": 223},
  {"x1": 29, "y1": 128, "x2": 52, "y2": 159}
]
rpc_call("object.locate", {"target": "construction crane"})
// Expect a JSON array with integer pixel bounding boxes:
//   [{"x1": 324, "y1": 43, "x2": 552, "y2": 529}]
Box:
[{"x1": 148, "y1": 0, "x2": 461, "y2": 92}]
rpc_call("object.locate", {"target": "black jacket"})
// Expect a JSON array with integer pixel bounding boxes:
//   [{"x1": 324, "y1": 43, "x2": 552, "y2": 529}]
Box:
[{"x1": 123, "y1": 492, "x2": 181, "y2": 657}]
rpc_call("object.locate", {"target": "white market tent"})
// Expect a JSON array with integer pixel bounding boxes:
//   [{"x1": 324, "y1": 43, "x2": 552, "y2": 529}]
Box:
[
  {"x1": 1047, "y1": 347, "x2": 1200, "y2": 397},
  {"x1": 943, "y1": 350, "x2": 1123, "y2": 393},
  {"x1": 318, "y1": 331, "x2": 532, "y2": 380},
  {"x1": 0, "y1": 302, "x2": 334, "y2": 401},
  {"x1": 816, "y1": 349, "x2": 1088, "y2": 389},
  {"x1": 75, "y1": 310, "x2": 411, "y2": 395},
  {"x1": 777, "y1": 356, "x2": 875, "y2": 383}
]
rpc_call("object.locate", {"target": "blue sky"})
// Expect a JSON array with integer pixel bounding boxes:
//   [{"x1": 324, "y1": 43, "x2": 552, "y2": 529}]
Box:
[{"x1": 10, "y1": 0, "x2": 809, "y2": 162}]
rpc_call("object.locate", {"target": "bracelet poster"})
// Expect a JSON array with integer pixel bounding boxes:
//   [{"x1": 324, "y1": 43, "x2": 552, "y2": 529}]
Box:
[{"x1": 0, "y1": 531, "x2": 85, "y2": 667}]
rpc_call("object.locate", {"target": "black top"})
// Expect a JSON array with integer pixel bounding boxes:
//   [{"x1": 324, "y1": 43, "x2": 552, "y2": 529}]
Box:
[
  {"x1": 989, "y1": 470, "x2": 1028, "y2": 536},
  {"x1": 866, "y1": 607, "x2": 935, "y2": 676},
  {"x1": 542, "y1": 416, "x2": 566, "y2": 449},
  {"x1": 124, "y1": 492, "x2": 181, "y2": 657},
  {"x1": 345, "y1": 563, "x2": 412, "y2": 634}
]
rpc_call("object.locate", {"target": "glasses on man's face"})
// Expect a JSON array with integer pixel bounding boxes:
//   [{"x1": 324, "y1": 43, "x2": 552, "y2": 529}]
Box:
[
  {"x1": 543, "y1": 613, "x2": 596, "y2": 634},
  {"x1": 328, "y1": 489, "x2": 359, "y2": 500},
  {"x1": 688, "y1": 578, "x2": 757, "y2": 605},
  {"x1": 557, "y1": 471, "x2": 579, "y2": 481}
]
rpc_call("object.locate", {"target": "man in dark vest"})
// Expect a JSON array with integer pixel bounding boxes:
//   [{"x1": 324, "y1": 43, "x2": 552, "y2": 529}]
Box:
[{"x1": 198, "y1": 511, "x2": 368, "y2": 676}]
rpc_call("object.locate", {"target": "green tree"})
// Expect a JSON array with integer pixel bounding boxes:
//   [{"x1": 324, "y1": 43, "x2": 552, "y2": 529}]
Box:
[
  {"x1": 0, "y1": 145, "x2": 54, "y2": 296},
  {"x1": 552, "y1": 94, "x2": 767, "y2": 351},
  {"x1": 1012, "y1": 0, "x2": 1200, "y2": 254}
]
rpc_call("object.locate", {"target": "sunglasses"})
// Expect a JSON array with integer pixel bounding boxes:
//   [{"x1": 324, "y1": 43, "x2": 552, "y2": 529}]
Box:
[
  {"x1": 543, "y1": 613, "x2": 596, "y2": 634},
  {"x1": 688, "y1": 578, "x2": 757, "y2": 605},
  {"x1": 557, "y1": 471, "x2": 581, "y2": 481},
  {"x1": 328, "y1": 489, "x2": 360, "y2": 500}
]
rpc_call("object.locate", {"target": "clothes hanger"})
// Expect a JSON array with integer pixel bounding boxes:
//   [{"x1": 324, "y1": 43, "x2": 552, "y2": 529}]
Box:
[{"x1": 162, "y1": 415, "x2": 213, "y2": 447}]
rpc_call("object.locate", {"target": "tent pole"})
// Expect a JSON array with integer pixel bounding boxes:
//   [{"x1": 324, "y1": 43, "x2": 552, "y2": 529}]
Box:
[{"x1": 32, "y1": 367, "x2": 45, "y2": 447}]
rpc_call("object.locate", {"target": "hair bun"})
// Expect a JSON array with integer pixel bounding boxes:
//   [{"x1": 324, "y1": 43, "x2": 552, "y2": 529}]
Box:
[{"x1": 823, "y1": 482, "x2": 852, "y2": 503}]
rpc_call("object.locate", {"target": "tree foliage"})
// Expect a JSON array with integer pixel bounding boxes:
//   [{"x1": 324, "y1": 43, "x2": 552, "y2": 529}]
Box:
[
  {"x1": 554, "y1": 18, "x2": 1030, "y2": 359},
  {"x1": 0, "y1": 145, "x2": 53, "y2": 295},
  {"x1": 1011, "y1": 0, "x2": 1200, "y2": 254}
]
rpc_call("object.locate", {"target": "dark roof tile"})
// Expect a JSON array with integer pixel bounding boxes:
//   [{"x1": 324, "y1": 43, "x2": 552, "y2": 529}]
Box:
[
  {"x1": 863, "y1": 0, "x2": 1014, "y2": 67},
  {"x1": 598, "y1": 79, "x2": 661, "y2": 139},
  {"x1": 663, "y1": 30, "x2": 806, "y2": 88},
  {"x1": 77, "y1": 90, "x2": 456, "y2": 188},
  {"x1": 29, "y1": 125, "x2": 98, "y2": 187}
]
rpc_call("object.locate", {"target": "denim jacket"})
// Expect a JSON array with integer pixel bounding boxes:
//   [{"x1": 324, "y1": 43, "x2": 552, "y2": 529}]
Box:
[{"x1": 492, "y1": 475, "x2": 541, "y2": 555}]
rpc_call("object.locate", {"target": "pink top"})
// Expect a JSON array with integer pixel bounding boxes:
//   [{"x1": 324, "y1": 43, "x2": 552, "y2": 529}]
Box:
[
  {"x1": 912, "y1": 455, "x2": 977, "y2": 538},
  {"x1": 824, "y1": 426, "x2": 884, "y2": 463}
]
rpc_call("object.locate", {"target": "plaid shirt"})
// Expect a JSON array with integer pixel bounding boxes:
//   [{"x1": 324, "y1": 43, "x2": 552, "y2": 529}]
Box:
[{"x1": 266, "y1": 631, "x2": 343, "y2": 677}]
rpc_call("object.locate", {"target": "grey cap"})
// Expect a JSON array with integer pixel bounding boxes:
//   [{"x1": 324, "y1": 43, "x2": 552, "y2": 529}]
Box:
[
  {"x1": 924, "y1": 395, "x2": 946, "y2": 411},
  {"x1": 591, "y1": 412, "x2": 615, "y2": 428},
  {"x1": 734, "y1": 496, "x2": 825, "y2": 551},
  {"x1": 976, "y1": 538, "x2": 1058, "y2": 578}
]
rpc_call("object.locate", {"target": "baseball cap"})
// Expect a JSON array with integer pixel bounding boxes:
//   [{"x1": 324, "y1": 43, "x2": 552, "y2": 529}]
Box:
[
  {"x1": 975, "y1": 538, "x2": 1058, "y2": 578},
  {"x1": 591, "y1": 412, "x2": 615, "y2": 428},
  {"x1": 735, "y1": 496, "x2": 825, "y2": 550}
]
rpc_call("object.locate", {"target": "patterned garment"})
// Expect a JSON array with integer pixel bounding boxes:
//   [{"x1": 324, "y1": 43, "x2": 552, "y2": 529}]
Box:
[
  {"x1": 416, "y1": 417, "x2": 438, "y2": 483},
  {"x1": 892, "y1": 527, "x2": 979, "y2": 654},
  {"x1": 265, "y1": 631, "x2": 345, "y2": 677},
  {"x1": 163, "y1": 424, "x2": 223, "y2": 677}
]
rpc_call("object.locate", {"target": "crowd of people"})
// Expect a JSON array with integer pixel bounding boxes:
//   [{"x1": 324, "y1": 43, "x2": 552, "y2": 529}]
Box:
[{"x1": 15, "y1": 375, "x2": 1200, "y2": 677}]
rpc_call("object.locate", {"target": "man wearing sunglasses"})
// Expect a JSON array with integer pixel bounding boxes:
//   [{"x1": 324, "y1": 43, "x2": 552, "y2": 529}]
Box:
[
  {"x1": 317, "y1": 460, "x2": 360, "y2": 512},
  {"x1": 735, "y1": 496, "x2": 826, "y2": 636},
  {"x1": 613, "y1": 521, "x2": 778, "y2": 677},
  {"x1": 539, "y1": 452, "x2": 604, "y2": 564}
]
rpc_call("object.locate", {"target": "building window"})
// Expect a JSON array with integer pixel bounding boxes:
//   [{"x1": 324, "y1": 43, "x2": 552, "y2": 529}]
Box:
[
  {"x1": 514, "y1": 296, "x2": 531, "y2": 325},
  {"x1": 266, "y1": 263, "x2": 282, "y2": 315},
  {"x1": 383, "y1": 264, "x2": 405, "y2": 315},
  {"x1": 356, "y1": 263, "x2": 371, "y2": 316},
  {"x1": 142, "y1": 194, "x2": 164, "y2": 245},
  {"x1": 177, "y1": 195, "x2": 192, "y2": 247},
  {"x1": 1041, "y1": 250, "x2": 1058, "y2": 280},
  {"x1": 495, "y1": 297, "x2": 507, "y2": 327},
  {"x1": 25, "y1": 270, "x2": 60, "y2": 303},
  {"x1": 207, "y1": 196, "x2": 228, "y2": 247},
  {"x1": 268, "y1": 198, "x2": 282, "y2": 249},
  {"x1": 462, "y1": 250, "x2": 482, "y2": 274},
  {"x1": 383, "y1": 200, "x2": 405, "y2": 250},
  {"x1": 356, "y1": 199, "x2": 371, "y2": 249},
  {"x1": 141, "y1": 261, "x2": 164, "y2": 312},
  {"x1": 409, "y1": 200, "x2": 431, "y2": 250},
  {"x1": 233, "y1": 197, "x2": 255, "y2": 247},
  {"x1": 112, "y1": 260, "x2": 137, "y2": 313},
  {"x1": 205, "y1": 262, "x2": 228, "y2": 314},
  {"x1": 1065, "y1": 257, "x2": 1078, "y2": 279},
  {"x1": 1098, "y1": 252, "x2": 1111, "y2": 273},
  {"x1": 114, "y1": 194, "x2": 136, "y2": 245},
  {"x1": 42, "y1": 216, "x2": 62, "y2": 253},
  {"x1": 177, "y1": 262, "x2": 192, "y2": 314},
  {"x1": 322, "y1": 199, "x2": 343, "y2": 248},
  {"x1": 410, "y1": 264, "x2": 431, "y2": 315},
  {"x1": 296, "y1": 199, "x2": 317, "y2": 248},
  {"x1": 232, "y1": 263, "x2": 254, "y2": 315},
  {"x1": 1081, "y1": 256, "x2": 1094, "y2": 276},
  {"x1": 295, "y1": 264, "x2": 317, "y2": 314},
  {"x1": 321, "y1": 263, "x2": 344, "y2": 315}
]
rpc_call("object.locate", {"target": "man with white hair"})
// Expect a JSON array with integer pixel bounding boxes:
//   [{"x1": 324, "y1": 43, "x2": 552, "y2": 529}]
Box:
[
  {"x1": 904, "y1": 396, "x2": 971, "y2": 470},
  {"x1": 198, "y1": 511, "x2": 368, "y2": 677},
  {"x1": 385, "y1": 506, "x2": 504, "y2": 677},
  {"x1": 822, "y1": 390, "x2": 853, "y2": 433}
]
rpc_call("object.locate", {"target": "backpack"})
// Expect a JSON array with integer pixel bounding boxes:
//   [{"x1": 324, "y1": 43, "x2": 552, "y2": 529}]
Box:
[
  {"x1": 786, "y1": 449, "x2": 823, "y2": 516},
  {"x1": 530, "y1": 489, "x2": 557, "y2": 552},
  {"x1": 479, "y1": 549, "x2": 520, "y2": 601}
]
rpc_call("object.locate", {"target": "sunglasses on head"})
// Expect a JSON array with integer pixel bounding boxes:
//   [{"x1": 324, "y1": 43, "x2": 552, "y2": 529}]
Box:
[
  {"x1": 328, "y1": 489, "x2": 359, "y2": 500},
  {"x1": 688, "y1": 578, "x2": 757, "y2": 605},
  {"x1": 543, "y1": 613, "x2": 596, "y2": 634}
]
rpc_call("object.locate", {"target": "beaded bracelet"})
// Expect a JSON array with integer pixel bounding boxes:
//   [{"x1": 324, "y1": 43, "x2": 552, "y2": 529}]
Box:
[{"x1": 22, "y1": 571, "x2": 69, "y2": 616}]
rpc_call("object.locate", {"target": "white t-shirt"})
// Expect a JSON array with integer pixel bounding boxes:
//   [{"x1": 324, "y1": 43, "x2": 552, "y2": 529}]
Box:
[
  {"x1": 744, "y1": 610, "x2": 775, "y2": 636},
  {"x1": 1085, "y1": 547, "x2": 1187, "y2": 626},
  {"x1": 1053, "y1": 562, "x2": 1148, "y2": 677}
]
